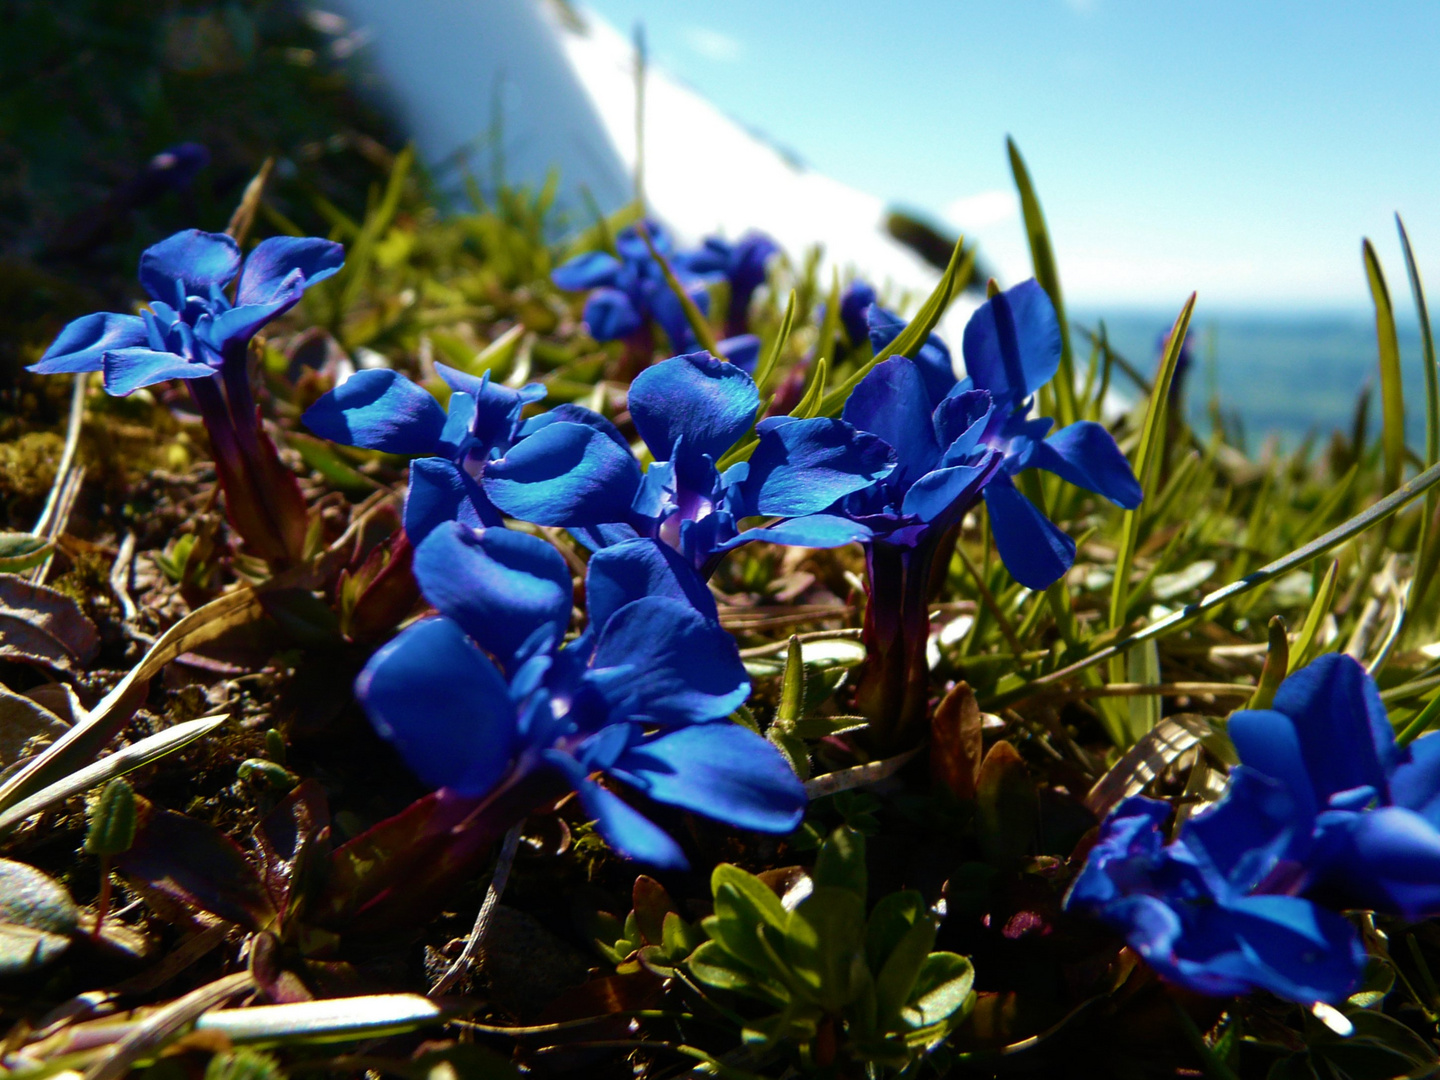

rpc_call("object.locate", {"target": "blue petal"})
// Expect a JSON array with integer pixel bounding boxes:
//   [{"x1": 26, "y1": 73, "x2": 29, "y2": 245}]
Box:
[
  {"x1": 983, "y1": 476, "x2": 1075, "y2": 589},
  {"x1": 302, "y1": 369, "x2": 448, "y2": 455},
  {"x1": 1180, "y1": 894, "x2": 1365, "y2": 1004},
  {"x1": 1225, "y1": 708, "x2": 1322, "y2": 820},
  {"x1": 613, "y1": 722, "x2": 806, "y2": 833},
  {"x1": 552, "y1": 251, "x2": 621, "y2": 292},
  {"x1": 1392, "y1": 733, "x2": 1440, "y2": 824},
  {"x1": 1180, "y1": 766, "x2": 1305, "y2": 895},
  {"x1": 197, "y1": 295, "x2": 296, "y2": 356},
  {"x1": 1033, "y1": 422, "x2": 1143, "y2": 508},
  {"x1": 438, "y1": 392, "x2": 478, "y2": 456},
  {"x1": 355, "y1": 616, "x2": 518, "y2": 796},
  {"x1": 839, "y1": 281, "x2": 877, "y2": 345},
  {"x1": 1065, "y1": 796, "x2": 1172, "y2": 911},
  {"x1": 485, "y1": 420, "x2": 643, "y2": 527},
  {"x1": 569, "y1": 768, "x2": 688, "y2": 869},
  {"x1": 901, "y1": 457, "x2": 999, "y2": 525},
  {"x1": 138, "y1": 229, "x2": 241, "y2": 303},
  {"x1": 403, "y1": 458, "x2": 498, "y2": 545},
  {"x1": 585, "y1": 537, "x2": 718, "y2": 630},
  {"x1": 651, "y1": 280, "x2": 710, "y2": 351},
  {"x1": 434, "y1": 364, "x2": 545, "y2": 447},
  {"x1": 913, "y1": 339, "x2": 959, "y2": 406},
  {"x1": 737, "y1": 417, "x2": 895, "y2": 518},
  {"x1": 589, "y1": 596, "x2": 750, "y2": 726},
  {"x1": 413, "y1": 522, "x2": 572, "y2": 670},
  {"x1": 1268, "y1": 654, "x2": 1397, "y2": 804},
  {"x1": 1311, "y1": 806, "x2": 1440, "y2": 921},
  {"x1": 518, "y1": 403, "x2": 631, "y2": 449},
  {"x1": 628, "y1": 352, "x2": 759, "y2": 465},
  {"x1": 583, "y1": 287, "x2": 644, "y2": 341},
  {"x1": 961, "y1": 279, "x2": 1061, "y2": 407},
  {"x1": 715, "y1": 513, "x2": 872, "y2": 553},
  {"x1": 843, "y1": 357, "x2": 941, "y2": 487},
  {"x1": 932, "y1": 388, "x2": 995, "y2": 463},
  {"x1": 234, "y1": 236, "x2": 344, "y2": 307},
  {"x1": 102, "y1": 349, "x2": 214, "y2": 396},
  {"x1": 30, "y1": 312, "x2": 149, "y2": 375}
]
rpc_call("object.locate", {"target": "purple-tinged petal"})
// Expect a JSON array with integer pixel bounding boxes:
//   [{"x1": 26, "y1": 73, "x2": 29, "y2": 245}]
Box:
[
  {"x1": 235, "y1": 236, "x2": 344, "y2": 307},
  {"x1": 356, "y1": 616, "x2": 518, "y2": 796},
  {"x1": 933, "y1": 388, "x2": 994, "y2": 463},
  {"x1": 102, "y1": 349, "x2": 213, "y2": 396},
  {"x1": 1033, "y1": 421, "x2": 1143, "y2": 508},
  {"x1": 302, "y1": 368, "x2": 447, "y2": 455},
  {"x1": 585, "y1": 537, "x2": 718, "y2": 630},
  {"x1": 485, "y1": 420, "x2": 643, "y2": 528},
  {"x1": 983, "y1": 476, "x2": 1074, "y2": 589},
  {"x1": 403, "y1": 458, "x2": 497, "y2": 544},
  {"x1": 901, "y1": 458, "x2": 998, "y2": 525},
  {"x1": 413, "y1": 523, "x2": 572, "y2": 670},
  {"x1": 843, "y1": 357, "x2": 941, "y2": 486},
  {"x1": 961, "y1": 279, "x2": 1061, "y2": 407},
  {"x1": 629, "y1": 352, "x2": 758, "y2": 465},
  {"x1": 138, "y1": 229, "x2": 240, "y2": 303},
  {"x1": 569, "y1": 522, "x2": 643, "y2": 553},
  {"x1": 738, "y1": 417, "x2": 895, "y2": 518},
  {"x1": 30, "y1": 312, "x2": 148, "y2": 374},
  {"x1": 552, "y1": 250, "x2": 621, "y2": 292},
  {"x1": 589, "y1": 596, "x2": 749, "y2": 726},
  {"x1": 613, "y1": 722, "x2": 805, "y2": 833},
  {"x1": 583, "y1": 287, "x2": 643, "y2": 341}
]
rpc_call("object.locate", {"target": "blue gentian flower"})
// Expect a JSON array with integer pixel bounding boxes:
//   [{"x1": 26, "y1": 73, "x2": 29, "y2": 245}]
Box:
[
  {"x1": 483, "y1": 350, "x2": 895, "y2": 577},
  {"x1": 31, "y1": 228, "x2": 342, "y2": 395},
  {"x1": 680, "y1": 231, "x2": 779, "y2": 337},
  {"x1": 1215, "y1": 653, "x2": 1440, "y2": 922},
  {"x1": 832, "y1": 281, "x2": 1141, "y2": 747},
  {"x1": 552, "y1": 220, "x2": 760, "y2": 370},
  {"x1": 29, "y1": 228, "x2": 343, "y2": 563},
  {"x1": 358, "y1": 524, "x2": 806, "y2": 868},
  {"x1": 839, "y1": 281, "x2": 877, "y2": 348},
  {"x1": 302, "y1": 364, "x2": 544, "y2": 544},
  {"x1": 957, "y1": 279, "x2": 1143, "y2": 590},
  {"x1": 1066, "y1": 793, "x2": 1367, "y2": 1004}
]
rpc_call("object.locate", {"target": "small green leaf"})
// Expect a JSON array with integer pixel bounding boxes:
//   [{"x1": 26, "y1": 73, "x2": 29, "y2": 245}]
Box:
[
  {"x1": 711, "y1": 864, "x2": 788, "y2": 929},
  {"x1": 775, "y1": 635, "x2": 805, "y2": 730},
  {"x1": 85, "y1": 777, "x2": 137, "y2": 856},
  {"x1": 874, "y1": 915, "x2": 938, "y2": 1029},
  {"x1": 976, "y1": 741, "x2": 1037, "y2": 864},
  {"x1": 903, "y1": 951, "x2": 975, "y2": 1030},
  {"x1": 786, "y1": 886, "x2": 868, "y2": 1012},
  {"x1": 812, "y1": 825, "x2": 867, "y2": 899},
  {"x1": 1289, "y1": 560, "x2": 1339, "y2": 674},
  {"x1": 1250, "y1": 616, "x2": 1290, "y2": 710},
  {"x1": 1363, "y1": 238, "x2": 1405, "y2": 493},
  {"x1": 865, "y1": 890, "x2": 927, "y2": 973},
  {"x1": 0, "y1": 533, "x2": 53, "y2": 573},
  {"x1": 789, "y1": 356, "x2": 829, "y2": 420}
]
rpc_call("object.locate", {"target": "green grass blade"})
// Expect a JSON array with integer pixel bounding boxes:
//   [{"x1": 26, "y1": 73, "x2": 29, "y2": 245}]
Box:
[
  {"x1": 988, "y1": 458, "x2": 1440, "y2": 709},
  {"x1": 1363, "y1": 238, "x2": 1405, "y2": 492},
  {"x1": 1399, "y1": 215, "x2": 1440, "y2": 611},
  {"x1": 752, "y1": 289, "x2": 797, "y2": 395},
  {"x1": 0, "y1": 715, "x2": 228, "y2": 833},
  {"x1": 1008, "y1": 137, "x2": 1077, "y2": 427},
  {"x1": 789, "y1": 357, "x2": 829, "y2": 420},
  {"x1": 1108, "y1": 294, "x2": 1197, "y2": 632}
]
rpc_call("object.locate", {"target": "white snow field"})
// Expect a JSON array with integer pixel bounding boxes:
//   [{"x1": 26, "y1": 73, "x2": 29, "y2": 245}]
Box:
[{"x1": 313, "y1": 0, "x2": 982, "y2": 337}]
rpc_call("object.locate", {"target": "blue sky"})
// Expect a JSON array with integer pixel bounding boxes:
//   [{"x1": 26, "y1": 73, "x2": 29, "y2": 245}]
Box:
[{"x1": 581, "y1": 0, "x2": 1440, "y2": 312}]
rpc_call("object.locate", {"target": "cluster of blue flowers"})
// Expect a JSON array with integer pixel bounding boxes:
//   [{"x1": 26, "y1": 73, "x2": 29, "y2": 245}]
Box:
[
  {"x1": 550, "y1": 220, "x2": 771, "y2": 371},
  {"x1": 1068, "y1": 654, "x2": 1440, "y2": 1004},
  {"x1": 41, "y1": 223, "x2": 1440, "y2": 1016}
]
